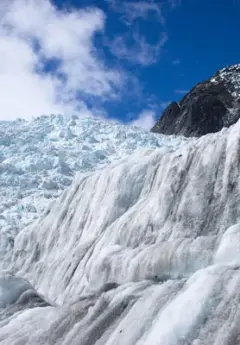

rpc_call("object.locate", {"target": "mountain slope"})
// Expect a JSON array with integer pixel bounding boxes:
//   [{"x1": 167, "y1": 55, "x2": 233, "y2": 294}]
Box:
[
  {"x1": 1, "y1": 119, "x2": 240, "y2": 344},
  {"x1": 151, "y1": 64, "x2": 240, "y2": 137}
]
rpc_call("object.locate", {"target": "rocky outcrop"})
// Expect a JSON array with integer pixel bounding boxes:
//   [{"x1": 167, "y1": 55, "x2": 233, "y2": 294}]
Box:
[{"x1": 151, "y1": 64, "x2": 240, "y2": 137}]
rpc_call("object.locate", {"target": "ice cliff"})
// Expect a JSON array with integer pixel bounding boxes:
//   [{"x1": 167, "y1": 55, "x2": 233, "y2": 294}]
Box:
[{"x1": 0, "y1": 117, "x2": 240, "y2": 344}]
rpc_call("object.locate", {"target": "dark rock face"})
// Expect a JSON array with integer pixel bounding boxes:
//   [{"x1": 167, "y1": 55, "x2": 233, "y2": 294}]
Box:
[{"x1": 151, "y1": 64, "x2": 240, "y2": 137}]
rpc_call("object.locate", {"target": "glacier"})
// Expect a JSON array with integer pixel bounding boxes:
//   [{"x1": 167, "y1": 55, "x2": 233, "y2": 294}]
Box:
[
  {"x1": 0, "y1": 114, "x2": 187, "y2": 252},
  {"x1": 0, "y1": 117, "x2": 240, "y2": 344}
]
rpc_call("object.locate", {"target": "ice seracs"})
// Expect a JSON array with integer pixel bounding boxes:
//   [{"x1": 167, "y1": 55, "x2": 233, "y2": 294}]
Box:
[
  {"x1": 0, "y1": 114, "x2": 188, "y2": 251},
  {"x1": 0, "y1": 119, "x2": 240, "y2": 344}
]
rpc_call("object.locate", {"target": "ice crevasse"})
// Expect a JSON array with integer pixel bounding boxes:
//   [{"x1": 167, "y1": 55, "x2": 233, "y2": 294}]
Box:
[{"x1": 0, "y1": 120, "x2": 240, "y2": 344}]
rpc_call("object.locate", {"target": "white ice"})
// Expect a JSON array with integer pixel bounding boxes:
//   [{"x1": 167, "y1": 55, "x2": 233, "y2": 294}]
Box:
[
  {"x1": 0, "y1": 117, "x2": 240, "y2": 344},
  {"x1": 0, "y1": 114, "x2": 188, "y2": 249}
]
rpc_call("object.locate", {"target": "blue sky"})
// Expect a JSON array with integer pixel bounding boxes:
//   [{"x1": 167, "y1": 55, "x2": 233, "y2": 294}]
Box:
[
  {"x1": 52, "y1": 0, "x2": 240, "y2": 125},
  {"x1": 0, "y1": 0, "x2": 239, "y2": 127}
]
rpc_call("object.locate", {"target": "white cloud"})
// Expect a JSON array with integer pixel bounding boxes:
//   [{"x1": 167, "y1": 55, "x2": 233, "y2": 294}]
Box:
[
  {"x1": 131, "y1": 110, "x2": 156, "y2": 129},
  {"x1": 107, "y1": 0, "x2": 181, "y2": 23},
  {"x1": 121, "y1": 1, "x2": 165, "y2": 26},
  {"x1": 0, "y1": 0, "x2": 123, "y2": 120},
  {"x1": 106, "y1": 0, "x2": 168, "y2": 66},
  {"x1": 110, "y1": 32, "x2": 168, "y2": 66},
  {"x1": 107, "y1": 0, "x2": 182, "y2": 67}
]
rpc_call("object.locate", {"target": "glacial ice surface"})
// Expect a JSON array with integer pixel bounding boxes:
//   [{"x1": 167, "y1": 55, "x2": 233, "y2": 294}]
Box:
[
  {"x1": 0, "y1": 118, "x2": 240, "y2": 344},
  {"x1": 0, "y1": 114, "x2": 188, "y2": 248}
]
